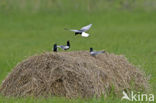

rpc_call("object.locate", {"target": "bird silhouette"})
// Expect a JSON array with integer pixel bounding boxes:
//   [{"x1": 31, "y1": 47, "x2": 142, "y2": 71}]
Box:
[{"x1": 65, "y1": 24, "x2": 92, "y2": 37}]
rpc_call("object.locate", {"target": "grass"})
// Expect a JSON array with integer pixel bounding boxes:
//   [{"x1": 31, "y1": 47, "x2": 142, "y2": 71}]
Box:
[
  {"x1": 0, "y1": 7, "x2": 156, "y2": 103},
  {"x1": 0, "y1": 95, "x2": 122, "y2": 103}
]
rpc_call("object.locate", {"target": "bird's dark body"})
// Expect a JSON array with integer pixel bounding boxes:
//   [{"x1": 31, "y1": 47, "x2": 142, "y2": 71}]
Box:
[
  {"x1": 90, "y1": 48, "x2": 93, "y2": 52},
  {"x1": 53, "y1": 44, "x2": 57, "y2": 52},
  {"x1": 67, "y1": 41, "x2": 70, "y2": 47},
  {"x1": 75, "y1": 32, "x2": 82, "y2": 35}
]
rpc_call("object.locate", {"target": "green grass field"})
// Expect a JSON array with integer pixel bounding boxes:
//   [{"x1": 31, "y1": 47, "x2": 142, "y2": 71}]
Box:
[{"x1": 0, "y1": 0, "x2": 156, "y2": 102}]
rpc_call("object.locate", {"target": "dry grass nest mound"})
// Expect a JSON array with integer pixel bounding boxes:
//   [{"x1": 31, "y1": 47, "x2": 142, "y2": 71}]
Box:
[{"x1": 0, "y1": 51, "x2": 150, "y2": 98}]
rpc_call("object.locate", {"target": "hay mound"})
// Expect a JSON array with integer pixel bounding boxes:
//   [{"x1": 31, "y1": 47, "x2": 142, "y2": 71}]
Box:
[{"x1": 0, "y1": 51, "x2": 149, "y2": 98}]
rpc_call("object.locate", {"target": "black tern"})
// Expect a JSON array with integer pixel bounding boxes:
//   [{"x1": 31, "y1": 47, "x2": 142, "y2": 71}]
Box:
[
  {"x1": 57, "y1": 40, "x2": 70, "y2": 50},
  {"x1": 65, "y1": 24, "x2": 92, "y2": 37},
  {"x1": 90, "y1": 48, "x2": 105, "y2": 56},
  {"x1": 53, "y1": 44, "x2": 57, "y2": 52}
]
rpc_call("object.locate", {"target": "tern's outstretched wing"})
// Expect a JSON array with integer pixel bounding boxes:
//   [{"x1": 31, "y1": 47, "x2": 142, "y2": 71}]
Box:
[
  {"x1": 64, "y1": 28, "x2": 81, "y2": 33},
  {"x1": 70, "y1": 30, "x2": 82, "y2": 32},
  {"x1": 80, "y1": 24, "x2": 92, "y2": 32}
]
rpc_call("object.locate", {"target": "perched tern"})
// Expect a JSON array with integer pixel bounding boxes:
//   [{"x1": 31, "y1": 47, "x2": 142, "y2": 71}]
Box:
[
  {"x1": 57, "y1": 40, "x2": 70, "y2": 50},
  {"x1": 90, "y1": 48, "x2": 105, "y2": 56}
]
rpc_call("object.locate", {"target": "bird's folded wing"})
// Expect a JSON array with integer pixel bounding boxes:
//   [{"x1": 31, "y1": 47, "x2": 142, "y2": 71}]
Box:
[{"x1": 80, "y1": 24, "x2": 92, "y2": 32}]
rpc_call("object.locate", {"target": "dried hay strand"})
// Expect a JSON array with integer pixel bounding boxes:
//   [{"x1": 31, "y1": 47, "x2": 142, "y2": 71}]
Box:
[{"x1": 0, "y1": 51, "x2": 150, "y2": 98}]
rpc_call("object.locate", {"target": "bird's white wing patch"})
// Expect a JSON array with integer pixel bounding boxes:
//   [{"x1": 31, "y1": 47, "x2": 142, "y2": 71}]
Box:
[
  {"x1": 81, "y1": 32, "x2": 89, "y2": 37},
  {"x1": 80, "y1": 24, "x2": 92, "y2": 32}
]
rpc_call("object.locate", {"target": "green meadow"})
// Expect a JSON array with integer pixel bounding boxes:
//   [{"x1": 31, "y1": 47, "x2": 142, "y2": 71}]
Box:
[{"x1": 0, "y1": 0, "x2": 156, "y2": 102}]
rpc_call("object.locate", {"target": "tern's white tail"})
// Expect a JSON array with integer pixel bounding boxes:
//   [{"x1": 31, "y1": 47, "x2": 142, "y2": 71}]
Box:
[{"x1": 81, "y1": 32, "x2": 89, "y2": 37}]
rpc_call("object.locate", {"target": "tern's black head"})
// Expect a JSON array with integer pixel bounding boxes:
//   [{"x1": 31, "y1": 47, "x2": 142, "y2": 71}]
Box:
[
  {"x1": 67, "y1": 40, "x2": 70, "y2": 47},
  {"x1": 90, "y1": 48, "x2": 93, "y2": 52},
  {"x1": 53, "y1": 44, "x2": 57, "y2": 52}
]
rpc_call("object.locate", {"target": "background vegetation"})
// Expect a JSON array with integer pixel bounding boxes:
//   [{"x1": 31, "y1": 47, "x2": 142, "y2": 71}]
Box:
[{"x1": 0, "y1": 0, "x2": 156, "y2": 102}]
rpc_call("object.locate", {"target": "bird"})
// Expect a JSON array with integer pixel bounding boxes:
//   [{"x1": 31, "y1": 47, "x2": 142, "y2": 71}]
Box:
[
  {"x1": 57, "y1": 40, "x2": 70, "y2": 50},
  {"x1": 53, "y1": 43, "x2": 57, "y2": 52},
  {"x1": 90, "y1": 48, "x2": 105, "y2": 56},
  {"x1": 65, "y1": 24, "x2": 92, "y2": 37}
]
